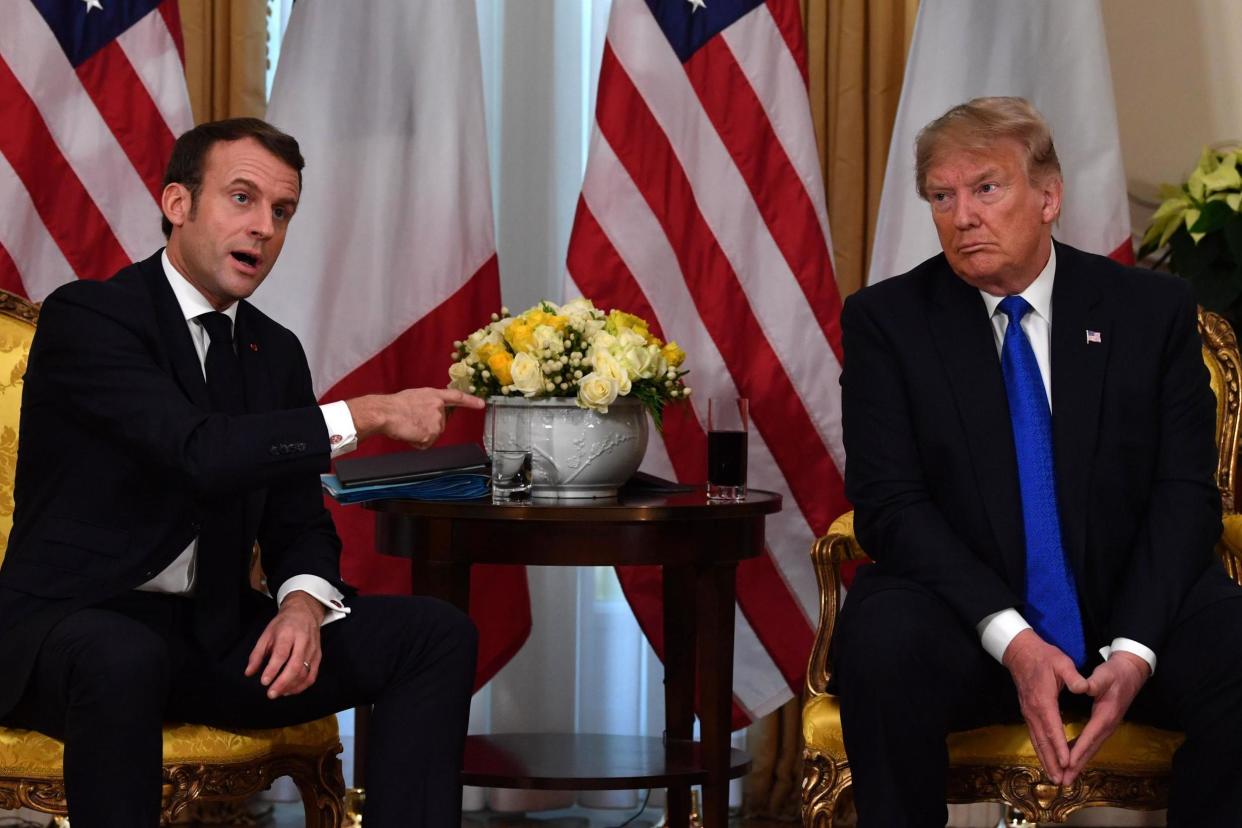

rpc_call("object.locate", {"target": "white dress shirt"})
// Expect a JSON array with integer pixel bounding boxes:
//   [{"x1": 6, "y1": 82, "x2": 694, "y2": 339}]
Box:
[
  {"x1": 135, "y1": 251, "x2": 356, "y2": 625},
  {"x1": 974, "y1": 245, "x2": 1157, "y2": 674}
]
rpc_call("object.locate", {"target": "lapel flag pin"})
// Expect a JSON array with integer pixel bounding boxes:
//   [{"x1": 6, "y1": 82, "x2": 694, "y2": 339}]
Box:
[
  {"x1": 249, "y1": 342, "x2": 259, "y2": 352},
  {"x1": 1086, "y1": 330, "x2": 1102, "y2": 344}
]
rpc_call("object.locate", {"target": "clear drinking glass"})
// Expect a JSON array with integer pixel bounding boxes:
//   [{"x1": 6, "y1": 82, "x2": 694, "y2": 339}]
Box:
[
  {"x1": 707, "y1": 397, "x2": 748, "y2": 501},
  {"x1": 490, "y1": 404, "x2": 532, "y2": 504}
]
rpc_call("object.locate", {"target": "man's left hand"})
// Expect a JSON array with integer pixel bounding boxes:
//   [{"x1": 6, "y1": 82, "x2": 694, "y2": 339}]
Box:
[
  {"x1": 1063, "y1": 651, "x2": 1151, "y2": 784},
  {"x1": 245, "y1": 590, "x2": 326, "y2": 699}
]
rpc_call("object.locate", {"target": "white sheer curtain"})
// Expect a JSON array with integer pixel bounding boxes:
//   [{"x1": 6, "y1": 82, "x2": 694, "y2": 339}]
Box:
[{"x1": 469, "y1": 0, "x2": 672, "y2": 813}]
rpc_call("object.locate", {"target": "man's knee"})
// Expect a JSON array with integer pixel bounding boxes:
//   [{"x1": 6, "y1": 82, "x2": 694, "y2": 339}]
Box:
[
  {"x1": 65, "y1": 625, "x2": 170, "y2": 710},
  {"x1": 836, "y1": 586, "x2": 959, "y2": 688}
]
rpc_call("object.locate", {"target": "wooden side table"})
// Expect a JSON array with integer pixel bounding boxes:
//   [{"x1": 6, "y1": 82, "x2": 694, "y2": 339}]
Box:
[{"x1": 366, "y1": 489, "x2": 781, "y2": 828}]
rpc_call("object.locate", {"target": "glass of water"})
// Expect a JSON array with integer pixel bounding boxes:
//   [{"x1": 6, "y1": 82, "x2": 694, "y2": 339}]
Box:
[{"x1": 490, "y1": 404, "x2": 532, "y2": 504}]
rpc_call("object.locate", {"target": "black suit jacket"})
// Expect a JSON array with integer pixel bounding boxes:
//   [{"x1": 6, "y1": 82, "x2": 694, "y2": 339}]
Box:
[
  {"x1": 841, "y1": 240, "x2": 1237, "y2": 659},
  {"x1": 0, "y1": 250, "x2": 349, "y2": 717}
]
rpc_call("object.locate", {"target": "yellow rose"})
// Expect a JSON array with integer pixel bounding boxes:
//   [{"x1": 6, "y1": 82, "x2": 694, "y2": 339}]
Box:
[
  {"x1": 504, "y1": 320, "x2": 538, "y2": 354},
  {"x1": 606, "y1": 309, "x2": 651, "y2": 340},
  {"x1": 487, "y1": 351, "x2": 514, "y2": 386},
  {"x1": 576, "y1": 372, "x2": 619, "y2": 412},
  {"x1": 510, "y1": 352, "x2": 544, "y2": 396},
  {"x1": 661, "y1": 341, "x2": 686, "y2": 368},
  {"x1": 475, "y1": 340, "x2": 507, "y2": 365}
]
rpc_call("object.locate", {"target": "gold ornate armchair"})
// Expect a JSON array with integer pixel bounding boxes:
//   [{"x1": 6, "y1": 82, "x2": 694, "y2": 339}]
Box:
[
  {"x1": 0, "y1": 291, "x2": 346, "y2": 826},
  {"x1": 801, "y1": 308, "x2": 1242, "y2": 825}
]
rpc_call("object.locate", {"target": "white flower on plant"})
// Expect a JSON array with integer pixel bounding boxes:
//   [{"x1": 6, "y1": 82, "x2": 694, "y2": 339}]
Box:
[
  {"x1": 533, "y1": 325, "x2": 564, "y2": 355},
  {"x1": 590, "y1": 348, "x2": 632, "y2": 395},
  {"x1": 577, "y1": 371, "x2": 620, "y2": 411},
  {"x1": 466, "y1": 329, "x2": 503, "y2": 353},
  {"x1": 621, "y1": 344, "x2": 660, "y2": 379},
  {"x1": 590, "y1": 331, "x2": 618, "y2": 352},
  {"x1": 448, "y1": 361, "x2": 473, "y2": 392},
  {"x1": 510, "y1": 352, "x2": 545, "y2": 397},
  {"x1": 616, "y1": 328, "x2": 648, "y2": 349}
]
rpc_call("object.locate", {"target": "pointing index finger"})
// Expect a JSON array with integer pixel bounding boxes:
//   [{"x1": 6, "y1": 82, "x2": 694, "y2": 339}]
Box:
[{"x1": 437, "y1": 388, "x2": 486, "y2": 409}]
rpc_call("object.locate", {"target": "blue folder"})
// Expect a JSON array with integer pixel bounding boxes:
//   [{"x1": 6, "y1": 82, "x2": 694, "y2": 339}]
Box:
[{"x1": 321, "y1": 472, "x2": 489, "y2": 504}]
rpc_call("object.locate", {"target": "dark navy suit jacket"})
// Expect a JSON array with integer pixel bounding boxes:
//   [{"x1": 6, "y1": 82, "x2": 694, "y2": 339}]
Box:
[
  {"x1": 840, "y1": 240, "x2": 1237, "y2": 660},
  {"x1": 0, "y1": 250, "x2": 349, "y2": 717}
]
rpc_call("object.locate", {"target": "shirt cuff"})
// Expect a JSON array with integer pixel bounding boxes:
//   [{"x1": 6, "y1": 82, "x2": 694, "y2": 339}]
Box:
[
  {"x1": 276, "y1": 574, "x2": 351, "y2": 626},
  {"x1": 1100, "y1": 637, "x2": 1157, "y2": 676},
  {"x1": 320, "y1": 400, "x2": 358, "y2": 458},
  {"x1": 977, "y1": 608, "x2": 1032, "y2": 664}
]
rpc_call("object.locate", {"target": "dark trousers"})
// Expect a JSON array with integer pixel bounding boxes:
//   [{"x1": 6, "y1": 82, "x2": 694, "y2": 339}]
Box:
[
  {"x1": 0, "y1": 591, "x2": 478, "y2": 827},
  {"x1": 833, "y1": 574, "x2": 1242, "y2": 827}
]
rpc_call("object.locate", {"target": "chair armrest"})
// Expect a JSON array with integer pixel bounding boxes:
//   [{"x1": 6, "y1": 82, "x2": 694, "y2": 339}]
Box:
[
  {"x1": 805, "y1": 511, "x2": 872, "y2": 697},
  {"x1": 1218, "y1": 513, "x2": 1242, "y2": 585}
]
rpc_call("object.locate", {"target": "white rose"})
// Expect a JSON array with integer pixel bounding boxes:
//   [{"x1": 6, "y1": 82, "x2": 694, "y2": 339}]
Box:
[
  {"x1": 447, "y1": 361, "x2": 474, "y2": 392},
  {"x1": 559, "y1": 297, "x2": 596, "y2": 321},
  {"x1": 510, "y1": 352, "x2": 545, "y2": 397},
  {"x1": 533, "y1": 325, "x2": 565, "y2": 355},
  {"x1": 617, "y1": 328, "x2": 648, "y2": 349},
  {"x1": 590, "y1": 331, "x2": 618, "y2": 352},
  {"x1": 465, "y1": 328, "x2": 501, "y2": 352},
  {"x1": 577, "y1": 371, "x2": 619, "y2": 411},
  {"x1": 591, "y1": 348, "x2": 632, "y2": 395},
  {"x1": 621, "y1": 344, "x2": 659, "y2": 379}
]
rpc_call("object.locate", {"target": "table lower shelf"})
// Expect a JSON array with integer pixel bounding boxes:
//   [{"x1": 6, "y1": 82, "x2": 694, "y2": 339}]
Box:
[{"x1": 463, "y1": 733, "x2": 752, "y2": 790}]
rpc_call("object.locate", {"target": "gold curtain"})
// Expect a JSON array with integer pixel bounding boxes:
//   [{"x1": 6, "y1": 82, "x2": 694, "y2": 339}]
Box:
[
  {"x1": 742, "y1": 2, "x2": 918, "y2": 819},
  {"x1": 178, "y1": 0, "x2": 268, "y2": 124},
  {"x1": 803, "y1": 0, "x2": 919, "y2": 297}
]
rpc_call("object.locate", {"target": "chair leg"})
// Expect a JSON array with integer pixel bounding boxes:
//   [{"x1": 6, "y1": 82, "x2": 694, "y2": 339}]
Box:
[{"x1": 290, "y1": 749, "x2": 347, "y2": 828}]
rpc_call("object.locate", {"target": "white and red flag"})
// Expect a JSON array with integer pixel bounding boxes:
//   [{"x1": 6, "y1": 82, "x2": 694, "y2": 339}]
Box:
[
  {"x1": 262, "y1": 0, "x2": 529, "y2": 689},
  {"x1": 0, "y1": 0, "x2": 192, "y2": 299},
  {"x1": 566, "y1": 0, "x2": 846, "y2": 726},
  {"x1": 869, "y1": 0, "x2": 1133, "y2": 286}
]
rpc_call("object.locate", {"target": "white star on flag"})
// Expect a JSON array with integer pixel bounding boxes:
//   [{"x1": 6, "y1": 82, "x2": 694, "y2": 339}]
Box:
[
  {"x1": 687, "y1": 0, "x2": 707, "y2": 11},
  {"x1": 82, "y1": 0, "x2": 103, "y2": 11}
]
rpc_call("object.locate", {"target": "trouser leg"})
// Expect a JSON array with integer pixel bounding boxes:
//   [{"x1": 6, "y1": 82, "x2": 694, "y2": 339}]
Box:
[
  {"x1": 1145, "y1": 596, "x2": 1242, "y2": 827},
  {"x1": 169, "y1": 594, "x2": 478, "y2": 828},
  {"x1": 833, "y1": 575, "x2": 1019, "y2": 828},
  {"x1": 1, "y1": 607, "x2": 172, "y2": 827}
]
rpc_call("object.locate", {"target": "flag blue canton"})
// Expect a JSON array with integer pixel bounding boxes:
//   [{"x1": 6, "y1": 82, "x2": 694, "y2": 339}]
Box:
[
  {"x1": 643, "y1": 0, "x2": 766, "y2": 63},
  {"x1": 31, "y1": 0, "x2": 163, "y2": 67}
]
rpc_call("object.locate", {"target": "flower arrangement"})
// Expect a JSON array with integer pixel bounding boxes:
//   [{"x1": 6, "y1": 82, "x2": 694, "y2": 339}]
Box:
[
  {"x1": 448, "y1": 298, "x2": 691, "y2": 427},
  {"x1": 1139, "y1": 145, "x2": 1242, "y2": 319}
]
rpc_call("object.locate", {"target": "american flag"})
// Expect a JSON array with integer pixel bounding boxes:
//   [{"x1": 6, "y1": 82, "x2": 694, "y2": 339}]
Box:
[
  {"x1": 566, "y1": 0, "x2": 847, "y2": 726},
  {"x1": 0, "y1": 0, "x2": 192, "y2": 300}
]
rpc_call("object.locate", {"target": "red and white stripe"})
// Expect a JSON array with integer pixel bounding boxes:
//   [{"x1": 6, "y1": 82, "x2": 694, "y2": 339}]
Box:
[
  {"x1": 567, "y1": 0, "x2": 847, "y2": 726},
  {"x1": 869, "y1": 0, "x2": 1133, "y2": 286},
  {"x1": 261, "y1": 0, "x2": 530, "y2": 689},
  {"x1": 0, "y1": 1, "x2": 191, "y2": 300}
]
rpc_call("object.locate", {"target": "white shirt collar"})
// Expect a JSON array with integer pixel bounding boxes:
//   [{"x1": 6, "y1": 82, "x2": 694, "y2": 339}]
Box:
[
  {"x1": 979, "y1": 242, "x2": 1056, "y2": 324},
  {"x1": 161, "y1": 248, "x2": 238, "y2": 326}
]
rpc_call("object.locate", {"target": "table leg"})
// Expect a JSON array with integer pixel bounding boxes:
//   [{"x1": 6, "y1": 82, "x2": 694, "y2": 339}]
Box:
[
  {"x1": 663, "y1": 564, "x2": 696, "y2": 827},
  {"x1": 696, "y1": 561, "x2": 737, "y2": 828}
]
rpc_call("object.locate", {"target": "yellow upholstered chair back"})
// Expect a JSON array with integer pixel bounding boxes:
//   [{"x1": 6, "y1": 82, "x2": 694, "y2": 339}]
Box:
[
  {"x1": 801, "y1": 307, "x2": 1242, "y2": 825},
  {"x1": 0, "y1": 291, "x2": 38, "y2": 564}
]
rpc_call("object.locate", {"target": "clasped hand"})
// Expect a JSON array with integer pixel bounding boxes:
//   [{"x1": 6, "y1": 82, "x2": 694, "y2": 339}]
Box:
[{"x1": 1002, "y1": 629, "x2": 1150, "y2": 786}]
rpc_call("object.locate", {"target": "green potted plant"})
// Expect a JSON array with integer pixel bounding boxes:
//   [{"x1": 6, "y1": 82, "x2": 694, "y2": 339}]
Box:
[{"x1": 1140, "y1": 146, "x2": 1242, "y2": 325}]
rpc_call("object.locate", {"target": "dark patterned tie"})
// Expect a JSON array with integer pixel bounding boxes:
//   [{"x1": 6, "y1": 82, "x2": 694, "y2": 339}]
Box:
[
  {"x1": 193, "y1": 311, "x2": 245, "y2": 653},
  {"x1": 998, "y1": 296, "x2": 1087, "y2": 667}
]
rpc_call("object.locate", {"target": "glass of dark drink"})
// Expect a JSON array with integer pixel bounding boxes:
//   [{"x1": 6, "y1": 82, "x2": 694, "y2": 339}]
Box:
[{"x1": 707, "y1": 397, "x2": 748, "y2": 501}]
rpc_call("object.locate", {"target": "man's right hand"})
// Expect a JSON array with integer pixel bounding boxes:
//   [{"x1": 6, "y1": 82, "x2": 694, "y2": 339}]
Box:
[
  {"x1": 346, "y1": 388, "x2": 485, "y2": 448},
  {"x1": 1002, "y1": 628, "x2": 1088, "y2": 785}
]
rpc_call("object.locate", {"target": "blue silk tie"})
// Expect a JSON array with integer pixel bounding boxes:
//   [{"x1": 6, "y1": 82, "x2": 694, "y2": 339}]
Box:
[{"x1": 998, "y1": 296, "x2": 1087, "y2": 667}]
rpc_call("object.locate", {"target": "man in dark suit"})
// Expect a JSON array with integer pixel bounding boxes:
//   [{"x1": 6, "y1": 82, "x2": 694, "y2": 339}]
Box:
[
  {"x1": 835, "y1": 97, "x2": 1242, "y2": 826},
  {"x1": 0, "y1": 118, "x2": 486, "y2": 826}
]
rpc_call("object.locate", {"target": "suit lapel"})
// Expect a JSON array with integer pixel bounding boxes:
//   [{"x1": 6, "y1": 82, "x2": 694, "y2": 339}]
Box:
[
  {"x1": 927, "y1": 262, "x2": 1027, "y2": 588},
  {"x1": 142, "y1": 253, "x2": 211, "y2": 409},
  {"x1": 1049, "y1": 242, "x2": 1108, "y2": 580}
]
